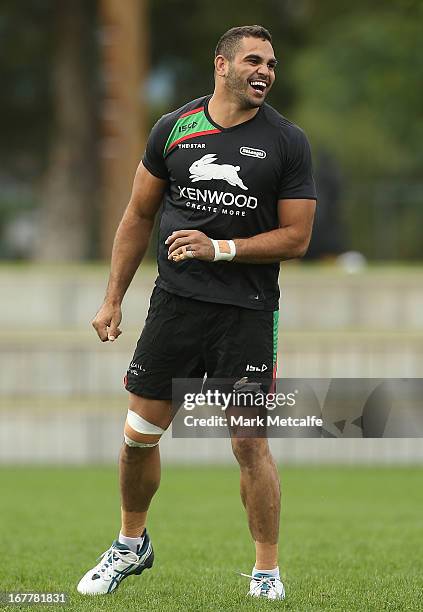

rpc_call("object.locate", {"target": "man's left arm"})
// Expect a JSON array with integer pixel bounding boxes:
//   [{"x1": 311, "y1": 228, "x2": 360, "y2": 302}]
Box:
[
  {"x1": 233, "y1": 198, "x2": 316, "y2": 263},
  {"x1": 166, "y1": 198, "x2": 316, "y2": 263}
]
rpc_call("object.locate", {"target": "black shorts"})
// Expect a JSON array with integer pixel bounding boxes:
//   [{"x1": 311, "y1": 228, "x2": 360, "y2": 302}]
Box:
[{"x1": 125, "y1": 287, "x2": 279, "y2": 400}]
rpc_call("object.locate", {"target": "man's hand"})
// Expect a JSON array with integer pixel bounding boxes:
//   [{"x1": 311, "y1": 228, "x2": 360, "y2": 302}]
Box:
[
  {"x1": 166, "y1": 230, "x2": 214, "y2": 262},
  {"x1": 92, "y1": 302, "x2": 123, "y2": 342}
]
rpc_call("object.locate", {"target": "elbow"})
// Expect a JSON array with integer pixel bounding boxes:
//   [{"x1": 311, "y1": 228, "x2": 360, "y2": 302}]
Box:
[
  {"x1": 296, "y1": 242, "x2": 309, "y2": 259},
  {"x1": 288, "y1": 238, "x2": 310, "y2": 260},
  {"x1": 278, "y1": 226, "x2": 312, "y2": 261}
]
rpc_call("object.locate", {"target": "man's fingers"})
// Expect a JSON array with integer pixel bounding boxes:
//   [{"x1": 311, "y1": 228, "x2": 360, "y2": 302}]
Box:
[
  {"x1": 92, "y1": 319, "x2": 110, "y2": 342},
  {"x1": 107, "y1": 315, "x2": 123, "y2": 341},
  {"x1": 107, "y1": 326, "x2": 122, "y2": 342},
  {"x1": 165, "y1": 230, "x2": 192, "y2": 246},
  {"x1": 166, "y1": 230, "x2": 208, "y2": 261},
  {"x1": 92, "y1": 306, "x2": 122, "y2": 343},
  {"x1": 167, "y1": 236, "x2": 193, "y2": 255},
  {"x1": 92, "y1": 320, "x2": 122, "y2": 342},
  {"x1": 170, "y1": 245, "x2": 197, "y2": 262}
]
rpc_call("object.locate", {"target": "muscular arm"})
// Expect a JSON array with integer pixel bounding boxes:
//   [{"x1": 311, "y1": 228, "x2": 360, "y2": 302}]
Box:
[
  {"x1": 166, "y1": 198, "x2": 316, "y2": 264},
  {"x1": 105, "y1": 163, "x2": 167, "y2": 304},
  {"x1": 233, "y1": 198, "x2": 316, "y2": 263},
  {"x1": 93, "y1": 163, "x2": 167, "y2": 341}
]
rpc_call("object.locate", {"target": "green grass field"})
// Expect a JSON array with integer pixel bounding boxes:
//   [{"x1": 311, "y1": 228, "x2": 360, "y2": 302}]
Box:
[{"x1": 1, "y1": 466, "x2": 422, "y2": 611}]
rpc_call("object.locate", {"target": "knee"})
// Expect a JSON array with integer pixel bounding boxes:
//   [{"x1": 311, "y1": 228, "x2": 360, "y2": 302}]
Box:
[
  {"x1": 231, "y1": 438, "x2": 270, "y2": 468},
  {"x1": 123, "y1": 409, "x2": 164, "y2": 450},
  {"x1": 119, "y1": 441, "x2": 156, "y2": 469}
]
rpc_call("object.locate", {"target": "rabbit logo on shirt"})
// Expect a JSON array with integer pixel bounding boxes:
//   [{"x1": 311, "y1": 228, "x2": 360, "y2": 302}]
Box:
[{"x1": 189, "y1": 154, "x2": 248, "y2": 190}]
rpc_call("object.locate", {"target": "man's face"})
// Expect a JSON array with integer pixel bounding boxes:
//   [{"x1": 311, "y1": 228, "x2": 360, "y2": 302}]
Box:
[{"x1": 223, "y1": 37, "x2": 277, "y2": 109}]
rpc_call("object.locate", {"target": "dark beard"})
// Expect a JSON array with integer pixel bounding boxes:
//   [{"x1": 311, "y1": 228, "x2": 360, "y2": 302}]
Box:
[{"x1": 225, "y1": 65, "x2": 262, "y2": 109}]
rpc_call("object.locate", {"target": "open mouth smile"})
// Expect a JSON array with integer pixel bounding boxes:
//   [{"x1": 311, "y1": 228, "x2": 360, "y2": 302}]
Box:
[{"x1": 248, "y1": 79, "x2": 268, "y2": 96}]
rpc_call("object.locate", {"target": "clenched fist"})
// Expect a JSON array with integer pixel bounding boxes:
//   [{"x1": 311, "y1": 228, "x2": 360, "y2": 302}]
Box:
[{"x1": 92, "y1": 302, "x2": 122, "y2": 342}]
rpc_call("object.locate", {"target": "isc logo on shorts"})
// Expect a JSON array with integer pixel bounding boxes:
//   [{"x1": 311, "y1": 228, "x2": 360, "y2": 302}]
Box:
[
  {"x1": 240, "y1": 146, "x2": 266, "y2": 159},
  {"x1": 246, "y1": 363, "x2": 268, "y2": 372}
]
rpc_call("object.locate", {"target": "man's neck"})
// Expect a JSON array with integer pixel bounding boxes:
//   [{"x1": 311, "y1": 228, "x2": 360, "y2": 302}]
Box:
[{"x1": 208, "y1": 91, "x2": 260, "y2": 129}]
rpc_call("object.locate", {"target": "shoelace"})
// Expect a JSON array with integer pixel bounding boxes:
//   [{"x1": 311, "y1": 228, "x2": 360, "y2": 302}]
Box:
[
  {"x1": 97, "y1": 547, "x2": 139, "y2": 581},
  {"x1": 239, "y1": 572, "x2": 278, "y2": 598}
]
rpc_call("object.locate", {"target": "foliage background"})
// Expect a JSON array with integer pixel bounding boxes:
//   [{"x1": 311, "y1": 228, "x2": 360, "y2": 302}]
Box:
[{"x1": 0, "y1": 0, "x2": 422, "y2": 259}]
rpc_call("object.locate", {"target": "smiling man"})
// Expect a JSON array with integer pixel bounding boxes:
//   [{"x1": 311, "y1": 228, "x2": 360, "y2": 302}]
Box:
[{"x1": 77, "y1": 26, "x2": 316, "y2": 601}]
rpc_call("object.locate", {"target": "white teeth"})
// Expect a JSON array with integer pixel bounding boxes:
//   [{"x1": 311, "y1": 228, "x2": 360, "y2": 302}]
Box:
[{"x1": 250, "y1": 81, "x2": 266, "y2": 87}]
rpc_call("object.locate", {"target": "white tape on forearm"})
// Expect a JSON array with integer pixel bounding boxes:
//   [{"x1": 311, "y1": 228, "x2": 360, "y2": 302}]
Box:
[{"x1": 211, "y1": 239, "x2": 236, "y2": 262}]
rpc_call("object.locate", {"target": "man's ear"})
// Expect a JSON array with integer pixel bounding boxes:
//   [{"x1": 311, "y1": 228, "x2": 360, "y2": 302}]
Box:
[{"x1": 214, "y1": 55, "x2": 227, "y2": 77}]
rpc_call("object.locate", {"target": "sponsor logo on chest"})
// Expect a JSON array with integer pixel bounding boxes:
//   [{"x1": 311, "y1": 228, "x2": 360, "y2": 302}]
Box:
[
  {"x1": 178, "y1": 185, "x2": 257, "y2": 209},
  {"x1": 175, "y1": 152, "x2": 265, "y2": 217},
  {"x1": 189, "y1": 154, "x2": 248, "y2": 190},
  {"x1": 178, "y1": 121, "x2": 198, "y2": 132},
  {"x1": 240, "y1": 146, "x2": 266, "y2": 159},
  {"x1": 178, "y1": 142, "x2": 206, "y2": 149}
]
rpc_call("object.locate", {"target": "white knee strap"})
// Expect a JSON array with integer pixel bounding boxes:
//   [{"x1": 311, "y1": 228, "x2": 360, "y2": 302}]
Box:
[
  {"x1": 124, "y1": 409, "x2": 165, "y2": 448},
  {"x1": 124, "y1": 434, "x2": 158, "y2": 448},
  {"x1": 127, "y1": 410, "x2": 165, "y2": 435}
]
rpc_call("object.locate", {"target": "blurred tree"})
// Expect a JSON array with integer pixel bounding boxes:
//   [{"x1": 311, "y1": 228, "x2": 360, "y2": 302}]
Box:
[
  {"x1": 291, "y1": 0, "x2": 423, "y2": 259},
  {"x1": 149, "y1": 0, "x2": 311, "y2": 118},
  {"x1": 98, "y1": 0, "x2": 148, "y2": 259},
  {"x1": 1, "y1": 0, "x2": 422, "y2": 260},
  {"x1": 0, "y1": 1, "x2": 54, "y2": 177},
  {"x1": 293, "y1": 1, "x2": 423, "y2": 177},
  {"x1": 34, "y1": 0, "x2": 98, "y2": 260}
]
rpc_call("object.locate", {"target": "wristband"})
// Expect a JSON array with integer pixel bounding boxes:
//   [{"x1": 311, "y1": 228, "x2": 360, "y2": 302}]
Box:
[{"x1": 210, "y1": 239, "x2": 236, "y2": 262}]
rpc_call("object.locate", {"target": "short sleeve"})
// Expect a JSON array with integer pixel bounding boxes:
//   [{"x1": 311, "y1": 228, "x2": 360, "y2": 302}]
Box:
[
  {"x1": 142, "y1": 117, "x2": 169, "y2": 180},
  {"x1": 278, "y1": 127, "x2": 317, "y2": 200}
]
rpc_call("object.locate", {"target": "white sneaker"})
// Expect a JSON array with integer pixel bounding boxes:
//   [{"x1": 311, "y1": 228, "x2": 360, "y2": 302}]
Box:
[
  {"x1": 241, "y1": 572, "x2": 286, "y2": 600},
  {"x1": 77, "y1": 532, "x2": 154, "y2": 595}
]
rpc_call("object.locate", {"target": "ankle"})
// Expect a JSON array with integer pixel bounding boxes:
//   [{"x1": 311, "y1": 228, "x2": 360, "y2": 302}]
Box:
[
  {"x1": 118, "y1": 531, "x2": 145, "y2": 554},
  {"x1": 121, "y1": 508, "x2": 147, "y2": 538},
  {"x1": 253, "y1": 565, "x2": 280, "y2": 578},
  {"x1": 255, "y1": 541, "x2": 278, "y2": 570}
]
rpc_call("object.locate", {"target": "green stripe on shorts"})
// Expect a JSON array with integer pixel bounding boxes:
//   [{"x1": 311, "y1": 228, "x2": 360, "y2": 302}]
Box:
[{"x1": 272, "y1": 310, "x2": 279, "y2": 366}]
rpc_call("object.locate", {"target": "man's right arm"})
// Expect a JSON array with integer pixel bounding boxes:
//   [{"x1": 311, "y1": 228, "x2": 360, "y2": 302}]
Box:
[{"x1": 92, "y1": 162, "x2": 167, "y2": 342}]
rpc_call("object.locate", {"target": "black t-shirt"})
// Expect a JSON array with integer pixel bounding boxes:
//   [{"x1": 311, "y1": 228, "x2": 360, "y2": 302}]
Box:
[{"x1": 143, "y1": 94, "x2": 316, "y2": 311}]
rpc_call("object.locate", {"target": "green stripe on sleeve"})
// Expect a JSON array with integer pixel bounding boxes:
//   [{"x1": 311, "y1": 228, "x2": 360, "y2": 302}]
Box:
[{"x1": 163, "y1": 110, "x2": 218, "y2": 156}]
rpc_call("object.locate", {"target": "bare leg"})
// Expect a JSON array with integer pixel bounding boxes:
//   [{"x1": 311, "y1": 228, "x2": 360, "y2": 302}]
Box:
[
  {"x1": 120, "y1": 393, "x2": 173, "y2": 537},
  {"x1": 119, "y1": 444, "x2": 161, "y2": 536},
  {"x1": 231, "y1": 437, "x2": 280, "y2": 569}
]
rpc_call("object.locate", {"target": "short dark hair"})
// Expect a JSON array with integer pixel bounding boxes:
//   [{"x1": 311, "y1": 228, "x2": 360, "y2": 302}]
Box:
[{"x1": 215, "y1": 25, "x2": 272, "y2": 61}]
